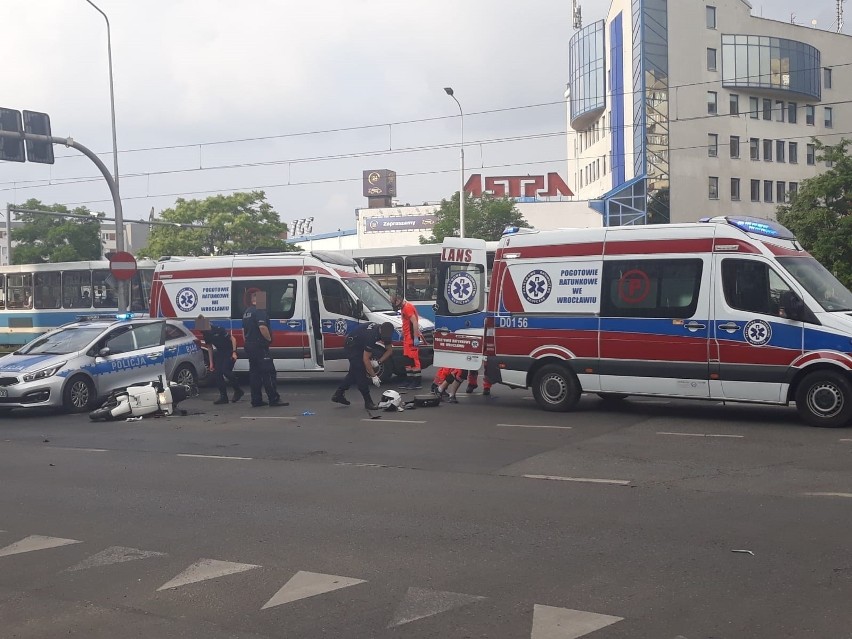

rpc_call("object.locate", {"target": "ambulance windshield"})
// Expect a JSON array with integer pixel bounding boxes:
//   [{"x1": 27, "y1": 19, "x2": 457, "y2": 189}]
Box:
[
  {"x1": 777, "y1": 257, "x2": 852, "y2": 312},
  {"x1": 346, "y1": 277, "x2": 394, "y2": 312}
]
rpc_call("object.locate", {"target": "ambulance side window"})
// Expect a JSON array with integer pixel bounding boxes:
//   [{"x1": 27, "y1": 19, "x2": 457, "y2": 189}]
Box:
[
  {"x1": 231, "y1": 280, "x2": 298, "y2": 320},
  {"x1": 721, "y1": 259, "x2": 794, "y2": 317},
  {"x1": 602, "y1": 259, "x2": 703, "y2": 318},
  {"x1": 319, "y1": 278, "x2": 357, "y2": 318}
]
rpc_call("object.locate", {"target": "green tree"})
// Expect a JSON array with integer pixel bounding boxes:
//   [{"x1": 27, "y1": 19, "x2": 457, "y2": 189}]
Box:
[
  {"x1": 420, "y1": 192, "x2": 530, "y2": 243},
  {"x1": 777, "y1": 139, "x2": 852, "y2": 289},
  {"x1": 139, "y1": 191, "x2": 296, "y2": 258},
  {"x1": 11, "y1": 199, "x2": 103, "y2": 264}
]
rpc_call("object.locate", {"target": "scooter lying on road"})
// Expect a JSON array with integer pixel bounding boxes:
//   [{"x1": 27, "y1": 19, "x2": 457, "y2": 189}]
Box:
[{"x1": 89, "y1": 376, "x2": 197, "y2": 421}]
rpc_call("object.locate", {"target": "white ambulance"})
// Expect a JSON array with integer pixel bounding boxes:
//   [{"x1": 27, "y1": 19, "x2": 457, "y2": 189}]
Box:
[
  {"x1": 433, "y1": 217, "x2": 852, "y2": 427},
  {"x1": 149, "y1": 251, "x2": 434, "y2": 378}
]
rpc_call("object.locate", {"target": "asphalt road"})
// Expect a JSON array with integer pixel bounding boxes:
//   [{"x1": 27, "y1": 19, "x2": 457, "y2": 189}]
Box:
[{"x1": 1, "y1": 373, "x2": 851, "y2": 639}]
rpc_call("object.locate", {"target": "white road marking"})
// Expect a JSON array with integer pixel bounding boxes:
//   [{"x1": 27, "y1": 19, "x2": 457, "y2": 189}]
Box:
[
  {"x1": 840, "y1": 439, "x2": 852, "y2": 443},
  {"x1": 531, "y1": 604, "x2": 624, "y2": 639},
  {"x1": 804, "y1": 492, "x2": 852, "y2": 498},
  {"x1": 66, "y1": 546, "x2": 167, "y2": 572},
  {"x1": 336, "y1": 462, "x2": 386, "y2": 468},
  {"x1": 46, "y1": 447, "x2": 109, "y2": 452},
  {"x1": 157, "y1": 558, "x2": 260, "y2": 590},
  {"x1": 388, "y1": 586, "x2": 487, "y2": 627},
  {"x1": 523, "y1": 474, "x2": 631, "y2": 486},
  {"x1": 498, "y1": 424, "x2": 573, "y2": 430},
  {"x1": 0, "y1": 535, "x2": 82, "y2": 558},
  {"x1": 657, "y1": 431, "x2": 744, "y2": 439},
  {"x1": 262, "y1": 570, "x2": 367, "y2": 609},
  {"x1": 176, "y1": 454, "x2": 253, "y2": 460},
  {"x1": 240, "y1": 416, "x2": 297, "y2": 420},
  {"x1": 360, "y1": 418, "x2": 426, "y2": 424}
]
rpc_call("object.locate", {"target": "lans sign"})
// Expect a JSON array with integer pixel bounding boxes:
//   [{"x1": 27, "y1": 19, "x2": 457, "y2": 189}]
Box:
[{"x1": 463, "y1": 173, "x2": 573, "y2": 198}]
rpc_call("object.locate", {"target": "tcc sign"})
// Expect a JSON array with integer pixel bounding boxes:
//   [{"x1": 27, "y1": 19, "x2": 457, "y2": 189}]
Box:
[{"x1": 464, "y1": 172, "x2": 573, "y2": 198}]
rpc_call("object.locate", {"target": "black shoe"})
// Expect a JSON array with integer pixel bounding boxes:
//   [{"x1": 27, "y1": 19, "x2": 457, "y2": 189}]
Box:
[
  {"x1": 232, "y1": 389, "x2": 244, "y2": 403},
  {"x1": 483, "y1": 388, "x2": 490, "y2": 396},
  {"x1": 332, "y1": 392, "x2": 350, "y2": 406},
  {"x1": 213, "y1": 396, "x2": 229, "y2": 405},
  {"x1": 447, "y1": 396, "x2": 459, "y2": 404},
  {"x1": 397, "y1": 380, "x2": 412, "y2": 389},
  {"x1": 430, "y1": 383, "x2": 439, "y2": 394},
  {"x1": 252, "y1": 401, "x2": 268, "y2": 408},
  {"x1": 407, "y1": 380, "x2": 422, "y2": 390},
  {"x1": 269, "y1": 400, "x2": 289, "y2": 407},
  {"x1": 465, "y1": 384, "x2": 478, "y2": 394},
  {"x1": 365, "y1": 402, "x2": 379, "y2": 411}
]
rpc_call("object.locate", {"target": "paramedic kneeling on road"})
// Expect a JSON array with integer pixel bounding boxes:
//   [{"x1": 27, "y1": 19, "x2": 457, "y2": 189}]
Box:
[
  {"x1": 332, "y1": 322, "x2": 394, "y2": 410},
  {"x1": 242, "y1": 289, "x2": 287, "y2": 408}
]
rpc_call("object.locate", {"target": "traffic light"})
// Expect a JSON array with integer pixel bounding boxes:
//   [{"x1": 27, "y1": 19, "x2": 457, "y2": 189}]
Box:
[
  {"x1": 0, "y1": 107, "x2": 25, "y2": 162},
  {"x1": 23, "y1": 110, "x2": 54, "y2": 164}
]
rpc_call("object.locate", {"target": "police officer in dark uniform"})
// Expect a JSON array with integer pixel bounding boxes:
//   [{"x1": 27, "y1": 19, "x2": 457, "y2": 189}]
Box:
[
  {"x1": 201, "y1": 324, "x2": 244, "y2": 405},
  {"x1": 331, "y1": 321, "x2": 394, "y2": 410},
  {"x1": 242, "y1": 289, "x2": 288, "y2": 408}
]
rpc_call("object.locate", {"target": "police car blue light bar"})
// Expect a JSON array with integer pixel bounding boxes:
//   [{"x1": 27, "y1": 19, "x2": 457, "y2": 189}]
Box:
[{"x1": 503, "y1": 226, "x2": 521, "y2": 235}]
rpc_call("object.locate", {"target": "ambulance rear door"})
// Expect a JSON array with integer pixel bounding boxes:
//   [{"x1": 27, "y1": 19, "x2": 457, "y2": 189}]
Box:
[{"x1": 433, "y1": 238, "x2": 488, "y2": 370}]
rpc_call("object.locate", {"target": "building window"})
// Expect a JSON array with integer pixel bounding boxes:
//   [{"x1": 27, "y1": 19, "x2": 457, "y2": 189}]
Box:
[
  {"x1": 750, "y1": 137, "x2": 759, "y2": 160},
  {"x1": 807, "y1": 144, "x2": 816, "y2": 165},
  {"x1": 776, "y1": 181, "x2": 786, "y2": 203},
  {"x1": 708, "y1": 133, "x2": 718, "y2": 157},
  {"x1": 706, "y1": 5, "x2": 716, "y2": 29},
  {"x1": 730, "y1": 135, "x2": 740, "y2": 159},
  {"x1": 762, "y1": 98, "x2": 772, "y2": 120},
  {"x1": 789, "y1": 182, "x2": 799, "y2": 199},
  {"x1": 707, "y1": 48, "x2": 717, "y2": 71},
  {"x1": 707, "y1": 91, "x2": 718, "y2": 115},
  {"x1": 776, "y1": 140, "x2": 785, "y2": 163},
  {"x1": 750, "y1": 179, "x2": 760, "y2": 202},
  {"x1": 729, "y1": 94, "x2": 739, "y2": 115},
  {"x1": 788, "y1": 102, "x2": 797, "y2": 124},
  {"x1": 731, "y1": 178, "x2": 741, "y2": 201},
  {"x1": 764, "y1": 180, "x2": 773, "y2": 203},
  {"x1": 825, "y1": 106, "x2": 833, "y2": 128},
  {"x1": 763, "y1": 139, "x2": 773, "y2": 162},
  {"x1": 789, "y1": 141, "x2": 798, "y2": 164},
  {"x1": 775, "y1": 100, "x2": 785, "y2": 122},
  {"x1": 709, "y1": 176, "x2": 719, "y2": 200},
  {"x1": 806, "y1": 105, "x2": 815, "y2": 125},
  {"x1": 824, "y1": 67, "x2": 832, "y2": 89},
  {"x1": 749, "y1": 97, "x2": 759, "y2": 119}
]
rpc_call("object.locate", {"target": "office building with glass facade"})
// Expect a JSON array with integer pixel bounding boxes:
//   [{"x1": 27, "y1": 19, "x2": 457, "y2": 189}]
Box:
[{"x1": 566, "y1": 0, "x2": 852, "y2": 225}]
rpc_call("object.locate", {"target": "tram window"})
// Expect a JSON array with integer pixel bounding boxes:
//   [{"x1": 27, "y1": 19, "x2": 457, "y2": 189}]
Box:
[
  {"x1": 92, "y1": 270, "x2": 117, "y2": 308},
  {"x1": 63, "y1": 271, "x2": 93, "y2": 308},
  {"x1": 34, "y1": 272, "x2": 62, "y2": 309},
  {"x1": 0, "y1": 275, "x2": 5, "y2": 309},
  {"x1": 136, "y1": 269, "x2": 153, "y2": 311},
  {"x1": 405, "y1": 255, "x2": 439, "y2": 301},
  {"x1": 363, "y1": 257, "x2": 403, "y2": 296},
  {"x1": 7, "y1": 273, "x2": 33, "y2": 309}
]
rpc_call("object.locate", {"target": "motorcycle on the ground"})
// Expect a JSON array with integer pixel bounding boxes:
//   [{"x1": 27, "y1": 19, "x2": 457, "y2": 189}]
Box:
[{"x1": 89, "y1": 376, "x2": 196, "y2": 421}]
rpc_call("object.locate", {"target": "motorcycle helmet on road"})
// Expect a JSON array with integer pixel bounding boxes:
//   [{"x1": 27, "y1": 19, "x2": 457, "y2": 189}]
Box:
[{"x1": 377, "y1": 389, "x2": 403, "y2": 412}]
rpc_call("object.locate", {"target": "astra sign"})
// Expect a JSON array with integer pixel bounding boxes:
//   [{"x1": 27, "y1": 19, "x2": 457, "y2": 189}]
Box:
[{"x1": 463, "y1": 173, "x2": 573, "y2": 198}]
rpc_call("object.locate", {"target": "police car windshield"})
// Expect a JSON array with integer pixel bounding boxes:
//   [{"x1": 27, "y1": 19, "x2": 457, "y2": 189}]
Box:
[
  {"x1": 777, "y1": 257, "x2": 852, "y2": 312},
  {"x1": 345, "y1": 277, "x2": 394, "y2": 312},
  {"x1": 16, "y1": 326, "x2": 105, "y2": 356}
]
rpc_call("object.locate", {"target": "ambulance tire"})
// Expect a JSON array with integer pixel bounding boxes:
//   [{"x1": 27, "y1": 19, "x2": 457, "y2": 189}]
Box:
[
  {"x1": 62, "y1": 375, "x2": 96, "y2": 413},
  {"x1": 532, "y1": 364, "x2": 581, "y2": 412},
  {"x1": 597, "y1": 393, "x2": 629, "y2": 402},
  {"x1": 795, "y1": 370, "x2": 852, "y2": 428}
]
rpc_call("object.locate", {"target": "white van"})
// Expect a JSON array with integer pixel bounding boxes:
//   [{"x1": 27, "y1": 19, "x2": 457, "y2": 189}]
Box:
[
  {"x1": 149, "y1": 251, "x2": 434, "y2": 378},
  {"x1": 433, "y1": 217, "x2": 852, "y2": 427}
]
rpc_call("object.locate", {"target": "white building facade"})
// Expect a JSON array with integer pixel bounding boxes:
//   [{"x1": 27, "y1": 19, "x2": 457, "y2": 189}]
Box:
[{"x1": 567, "y1": 0, "x2": 852, "y2": 225}]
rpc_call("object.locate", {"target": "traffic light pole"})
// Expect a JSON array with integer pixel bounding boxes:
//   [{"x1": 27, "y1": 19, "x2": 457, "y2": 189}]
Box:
[{"x1": 0, "y1": 130, "x2": 128, "y2": 310}]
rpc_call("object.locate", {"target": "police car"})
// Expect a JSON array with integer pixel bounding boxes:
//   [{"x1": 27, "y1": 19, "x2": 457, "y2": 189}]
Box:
[{"x1": 0, "y1": 315, "x2": 205, "y2": 413}]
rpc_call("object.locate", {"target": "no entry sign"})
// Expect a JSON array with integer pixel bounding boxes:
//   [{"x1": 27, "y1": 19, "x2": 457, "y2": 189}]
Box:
[{"x1": 109, "y1": 251, "x2": 138, "y2": 281}]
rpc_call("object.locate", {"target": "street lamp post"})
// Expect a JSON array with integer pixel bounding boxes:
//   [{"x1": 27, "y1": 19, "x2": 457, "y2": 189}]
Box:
[{"x1": 444, "y1": 87, "x2": 465, "y2": 238}]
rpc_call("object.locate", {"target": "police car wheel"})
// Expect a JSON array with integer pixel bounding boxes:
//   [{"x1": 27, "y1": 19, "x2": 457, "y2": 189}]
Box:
[
  {"x1": 63, "y1": 375, "x2": 96, "y2": 413},
  {"x1": 172, "y1": 364, "x2": 198, "y2": 387},
  {"x1": 795, "y1": 370, "x2": 852, "y2": 428},
  {"x1": 532, "y1": 364, "x2": 580, "y2": 412}
]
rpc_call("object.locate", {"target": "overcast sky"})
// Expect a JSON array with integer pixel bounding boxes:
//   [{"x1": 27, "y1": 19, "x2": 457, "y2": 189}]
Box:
[{"x1": 3, "y1": 0, "x2": 840, "y2": 236}]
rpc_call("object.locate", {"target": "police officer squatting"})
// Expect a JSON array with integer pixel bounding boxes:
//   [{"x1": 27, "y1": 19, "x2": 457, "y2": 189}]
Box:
[{"x1": 332, "y1": 322, "x2": 395, "y2": 410}]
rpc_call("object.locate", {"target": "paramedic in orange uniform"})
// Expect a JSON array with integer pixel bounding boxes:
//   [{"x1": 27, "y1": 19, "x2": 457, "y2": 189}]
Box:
[{"x1": 391, "y1": 294, "x2": 422, "y2": 390}]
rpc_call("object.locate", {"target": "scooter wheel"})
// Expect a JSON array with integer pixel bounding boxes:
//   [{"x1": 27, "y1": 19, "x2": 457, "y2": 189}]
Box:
[{"x1": 89, "y1": 405, "x2": 117, "y2": 421}]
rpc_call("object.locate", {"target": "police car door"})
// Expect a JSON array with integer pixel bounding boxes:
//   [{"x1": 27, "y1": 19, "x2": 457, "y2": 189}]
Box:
[
  {"x1": 92, "y1": 322, "x2": 166, "y2": 395},
  {"x1": 711, "y1": 255, "x2": 804, "y2": 402},
  {"x1": 433, "y1": 238, "x2": 488, "y2": 370}
]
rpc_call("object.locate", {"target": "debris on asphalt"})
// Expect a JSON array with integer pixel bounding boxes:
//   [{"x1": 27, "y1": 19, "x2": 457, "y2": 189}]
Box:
[
  {"x1": 43, "y1": 439, "x2": 49, "y2": 443},
  {"x1": 731, "y1": 549, "x2": 755, "y2": 555},
  {"x1": 302, "y1": 411, "x2": 316, "y2": 416},
  {"x1": 125, "y1": 416, "x2": 143, "y2": 421}
]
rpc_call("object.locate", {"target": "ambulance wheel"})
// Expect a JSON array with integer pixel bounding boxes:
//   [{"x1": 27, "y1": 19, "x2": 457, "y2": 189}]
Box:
[
  {"x1": 532, "y1": 364, "x2": 580, "y2": 412},
  {"x1": 795, "y1": 370, "x2": 852, "y2": 428},
  {"x1": 63, "y1": 375, "x2": 96, "y2": 413},
  {"x1": 597, "y1": 393, "x2": 628, "y2": 402},
  {"x1": 172, "y1": 364, "x2": 198, "y2": 387}
]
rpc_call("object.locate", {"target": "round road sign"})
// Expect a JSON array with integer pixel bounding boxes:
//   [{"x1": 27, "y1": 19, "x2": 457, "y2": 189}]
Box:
[{"x1": 109, "y1": 251, "x2": 138, "y2": 281}]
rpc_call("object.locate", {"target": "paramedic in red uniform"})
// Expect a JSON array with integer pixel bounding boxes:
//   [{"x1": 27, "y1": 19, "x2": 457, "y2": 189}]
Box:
[{"x1": 391, "y1": 294, "x2": 422, "y2": 390}]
